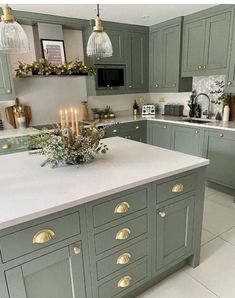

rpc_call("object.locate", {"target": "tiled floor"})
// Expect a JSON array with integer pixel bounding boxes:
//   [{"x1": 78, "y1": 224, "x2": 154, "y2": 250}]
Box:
[{"x1": 138, "y1": 187, "x2": 235, "y2": 298}]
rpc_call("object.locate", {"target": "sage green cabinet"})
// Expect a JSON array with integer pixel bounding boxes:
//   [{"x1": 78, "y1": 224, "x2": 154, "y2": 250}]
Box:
[
  {"x1": 147, "y1": 121, "x2": 172, "y2": 149},
  {"x1": 226, "y1": 7, "x2": 235, "y2": 91},
  {"x1": 182, "y1": 8, "x2": 232, "y2": 76},
  {"x1": 125, "y1": 31, "x2": 148, "y2": 92},
  {"x1": 156, "y1": 196, "x2": 194, "y2": 271},
  {"x1": 5, "y1": 243, "x2": 86, "y2": 298},
  {"x1": 149, "y1": 18, "x2": 192, "y2": 93},
  {"x1": 172, "y1": 126, "x2": 203, "y2": 157},
  {"x1": 203, "y1": 129, "x2": 235, "y2": 189},
  {"x1": 0, "y1": 53, "x2": 15, "y2": 101}
]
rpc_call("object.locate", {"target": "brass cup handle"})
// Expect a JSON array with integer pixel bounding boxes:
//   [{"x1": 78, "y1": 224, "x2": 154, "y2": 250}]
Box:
[
  {"x1": 32, "y1": 229, "x2": 55, "y2": 244},
  {"x1": 2, "y1": 143, "x2": 11, "y2": 149},
  {"x1": 114, "y1": 202, "x2": 130, "y2": 214},
  {"x1": 117, "y1": 275, "x2": 132, "y2": 288},
  {"x1": 172, "y1": 183, "x2": 184, "y2": 193},
  {"x1": 117, "y1": 253, "x2": 132, "y2": 265},
  {"x1": 73, "y1": 246, "x2": 81, "y2": 255},
  {"x1": 159, "y1": 211, "x2": 166, "y2": 218},
  {"x1": 116, "y1": 228, "x2": 131, "y2": 240}
]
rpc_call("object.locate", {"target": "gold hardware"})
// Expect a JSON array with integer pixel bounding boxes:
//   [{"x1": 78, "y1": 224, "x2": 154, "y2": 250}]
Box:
[
  {"x1": 113, "y1": 129, "x2": 117, "y2": 133},
  {"x1": 155, "y1": 83, "x2": 159, "y2": 87},
  {"x1": 159, "y1": 211, "x2": 166, "y2": 218},
  {"x1": 195, "y1": 130, "x2": 199, "y2": 134},
  {"x1": 129, "y1": 85, "x2": 132, "y2": 88},
  {"x1": 117, "y1": 276, "x2": 132, "y2": 288},
  {"x1": 198, "y1": 65, "x2": 202, "y2": 69},
  {"x1": 172, "y1": 183, "x2": 184, "y2": 193},
  {"x1": 32, "y1": 229, "x2": 55, "y2": 244},
  {"x1": 116, "y1": 228, "x2": 131, "y2": 240},
  {"x1": 227, "y1": 81, "x2": 232, "y2": 86},
  {"x1": 73, "y1": 246, "x2": 81, "y2": 255},
  {"x1": 1, "y1": 5, "x2": 16, "y2": 23},
  {"x1": 2, "y1": 143, "x2": 11, "y2": 149},
  {"x1": 136, "y1": 126, "x2": 140, "y2": 130},
  {"x1": 163, "y1": 125, "x2": 167, "y2": 129},
  {"x1": 203, "y1": 65, "x2": 206, "y2": 69},
  {"x1": 220, "y1": 133, "x2": 224, "y2": 137},
  {"x1": 116, "y1": 253, "x2": 132, "y2": 265},
  {"x1": 114, "y1": 202, "x2": 130, "y2": 214}
]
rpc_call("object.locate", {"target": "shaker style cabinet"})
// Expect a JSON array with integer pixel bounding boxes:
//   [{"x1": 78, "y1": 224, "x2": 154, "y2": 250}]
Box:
[
  {"x1": 182, "y1": 8, "x2": 232, "y2": 77},
  {"x1": 226, "y1": 7, "x2": 235, "y2": 92},
  {"x1": 5, "y1": 243, "x2": 87, "y2": 298},
  {"x1": 0, "y1": 53, "x2": 15, "y2": 101},
  {"x1": 147, "y1": 121, "x2": 172, "y2": 150},
  {"x1": 149, "y1": 17, "x2": 192, "y2": 93}
]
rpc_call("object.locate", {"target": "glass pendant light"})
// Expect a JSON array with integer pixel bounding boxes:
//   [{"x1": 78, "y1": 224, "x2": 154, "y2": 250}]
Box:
[
  {"x1": 86, "y1": 4, "x2": 113, "y2": 58},
  {"x1": 0, "y1": 4, "x2": 29, "y2": 53}
]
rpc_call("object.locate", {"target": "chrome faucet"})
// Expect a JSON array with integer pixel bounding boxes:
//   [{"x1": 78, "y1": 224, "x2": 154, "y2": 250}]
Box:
[{"x1": 194, "y1": 93, "x2": 214, "y2": 119}]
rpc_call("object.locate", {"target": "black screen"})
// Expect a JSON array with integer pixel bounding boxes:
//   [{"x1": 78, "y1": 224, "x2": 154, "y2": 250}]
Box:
[{"x1": 97, "y1": 68, "x2": 124, "y2": 87}]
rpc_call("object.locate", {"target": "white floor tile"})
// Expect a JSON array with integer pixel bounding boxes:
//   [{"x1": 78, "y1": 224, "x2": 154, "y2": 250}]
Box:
[
  {"x1": 207, "y1": 191, "x2": 235, "y2": 208},
  {"x1": 220, "y1": 227, "x2": 235, "y2": 246},
  {"x1": 137, "y1": 269, "x2": 217, "y2": 298},
  {"x1": 203, "y1": 200, "x2": 235, "y2": 236},
  {"x1": 205, "y1": 187, "x2": 219, "y2": 198},
  {"x1": 185, "y1": 237, "x2": 235, "y2": 298},
  {"x1": 201, "y1": 229, "x2": 217, "y2": 246}
]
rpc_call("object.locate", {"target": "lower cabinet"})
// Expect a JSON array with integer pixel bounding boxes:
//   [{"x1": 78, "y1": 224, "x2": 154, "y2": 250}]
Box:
[
  {"x1": 147, "y1": 121, "x2": 172, "y2": 149},
  {"x1": 172, "y1": 125, "x2": 203, "y2": 156},
  {"x1": 156, "y1": 196, "x2": 194, "y2": 271},
  {"x1": 5, "y1": 243, "x2": 86, "y2": 298},
  {"x1": 203, "y1": 129, "x2": 235, "y2": 189}
]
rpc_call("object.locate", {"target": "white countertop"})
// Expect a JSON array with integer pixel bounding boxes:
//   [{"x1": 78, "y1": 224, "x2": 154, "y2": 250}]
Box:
[
  {"x1": 0, "y1": 127, "x2": 39, "y2": 139},
  {"x1": 0, "y1": 137, "x2": 208, "y2": 230}
]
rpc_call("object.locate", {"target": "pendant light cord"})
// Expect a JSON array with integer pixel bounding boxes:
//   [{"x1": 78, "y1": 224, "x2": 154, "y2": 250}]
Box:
[{"x1": 97, "y1": 4, "x2": 100, "y2": 17}]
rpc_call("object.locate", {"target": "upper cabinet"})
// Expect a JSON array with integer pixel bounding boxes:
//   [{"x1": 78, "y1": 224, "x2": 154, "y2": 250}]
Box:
[
  {"x1": 226, "y1": 7, "x2": 235, "y2": 91},
  {"x1": 125, "y1": 31, "x2": 149, "y2": 92},
  {"x1": 0, "y1": 54, "x2": 15, "y2": 101},
  {"x1": 182, "y1": 6, "x2": 233, "y2": 77},
  {"x1": 149, "y1": 18, "x2": 192, "y2": 93}
]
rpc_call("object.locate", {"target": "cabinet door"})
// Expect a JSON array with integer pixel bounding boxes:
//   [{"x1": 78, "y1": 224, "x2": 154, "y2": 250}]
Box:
[
  {"x1": 172, "y1": 126, "x2": 203, "y2": 157},
  {"x1": 126, "y1": 31, "x2": 148, "y2": 91},
  {"x1": 204, "y1": 130, "x2": 235, "y2": 188},
  {"x1": 182, "y1": 19, "x2": 206, "y2": 74},
  {"x1": 161, "y1": 24, "x2": 181, "y2": 91},
  {"x1": 0, "y1": 53, "x2": 14, "y2": 101},
  {"x1": 6, "y1": 243, "x2": 86, "y2": 298},
  {"x1": 94, "y1": 29, "x2": 125, "y2": 64},
  {"x1": 204, "y1": 11, "x2": 231, "y2": 73},
  {"x1": 149, "y1": 29, "x2": 162, "y2": 90},
  {"x1": 156, "y1": 196, "x2": 194, "y2": 271},
  {"x1": 147, "y1": 122, "x2": 172, "y2": 149},
  {"x1": 226, "y1": 12, "x2": 235, "y2": 91}
]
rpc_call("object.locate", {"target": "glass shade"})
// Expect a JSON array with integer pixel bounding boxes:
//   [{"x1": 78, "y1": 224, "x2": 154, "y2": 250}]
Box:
[
  {"x1": 87, "y1": 31, "x2": 113, "y2": 58},
  {"x1": 0, "y1": 20, "x2": 29, "y2": 53}
]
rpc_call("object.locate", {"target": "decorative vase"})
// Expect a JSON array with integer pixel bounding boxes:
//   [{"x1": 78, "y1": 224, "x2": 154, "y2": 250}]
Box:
[
  {"x1": 81, "y1": 101, "x2": 89, "y2": 121},
  {"x1": 223, "y1": 104, "x2": 230, "y2": 121}
]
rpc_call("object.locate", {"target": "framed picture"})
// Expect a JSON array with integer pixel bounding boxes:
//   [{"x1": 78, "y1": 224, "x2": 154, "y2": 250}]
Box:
[{"x1": 41, "y1": 39, "x2": 66, "y2": 65}]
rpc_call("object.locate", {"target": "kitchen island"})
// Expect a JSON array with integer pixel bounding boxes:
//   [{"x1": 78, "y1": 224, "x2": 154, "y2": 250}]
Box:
[{"x1": 0, "y1": 137, "x2": 209, "y2": 298}]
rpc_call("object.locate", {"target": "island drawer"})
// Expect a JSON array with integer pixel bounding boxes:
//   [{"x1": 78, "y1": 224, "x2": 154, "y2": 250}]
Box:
[
  {"x1": 0, "y1": 137, "x2": 28, "y2": 155},
  {"x1": 98, "y1": 260, "x2": 148, "y2": 298},
  {"x1": 0, "y1": 211, "x2": 81, "y2": 262},
  {"x1": 156, "y1": 173, "x2": 197, "y2": 203},
  {"x1": 94, "y1": 214, "x2": 147, "y2": 255},
  {"x1": 97, "y1": 239, "x2": 147, "y2": 280},
  {"x1": 92, "y1": 188, "x2": 148, "y2": 227}
]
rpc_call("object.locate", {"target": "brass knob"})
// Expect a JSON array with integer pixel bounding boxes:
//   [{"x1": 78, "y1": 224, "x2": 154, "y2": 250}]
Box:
[
  {"x1": 117, "y1": 276, "x2": 132, "y2": 288},
  {"x1": 7, "y1": 89, "x2": 11, "y2": 93},
  {"x1": 113, "y1": 129, "x2": 117, "y2": 133},
  {"x1": 73, "y1": 246, "x2": 81, "y2": 255},
  {"x1": 203, "y1": 65, "x2": 206, "y2": 69},
  {"x1": 2, "y1": 143, "x2": 11, "y2": 149},
  {"x1": 198, "y1": 65, "x2": 202, "y2": 69},
  {"x1": 33, "y1": 229, "x2": 55, "y2": 244},
  {"x1": 220, "y1": 133, "x2": 224, "y2": 137},
  {"x1": 129, "y1": 85, "x2": 132, "y2": 88},
  {"x1": 156, "y1": 83, "x2": 159, "y2": 87},
  {"x1": 227, "y1": 81, "x2": 232, "y2": 86},
  {"x1": 195, "y1": 130, "x2": 199, "y2": 134},
  {"x1": 136, "y1": 126, "x2": 139, "y2": 130},
  {"x1": 159, "y1": 211, "x2": 166, "y2": 218},
  {"x1": 163, "y1": 125, "x2": 167, "y2": 129},
  {"x1": 116, "y1": 253, "x2": 132, "y2": 265},
  {"x1": 172, "y1": 183, "x2": 184, "y2": 193},
  {"x1": 114, "y1": 202, "x2": 130, "y2": 214},
  {"x1": 116, "y1": 228, "x2": 131, "y2": 240},
  {"x1": 172, "y1": 83, "x2": 176, "y2": 87}
]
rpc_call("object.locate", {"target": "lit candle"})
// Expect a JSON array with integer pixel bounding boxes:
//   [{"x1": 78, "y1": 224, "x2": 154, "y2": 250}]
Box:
[
  {"x1": 59, "y1": 109, "x2": 63, "y2": 130},
  {"x1": 65, "y1": 109, "x2": 69, "y2": 127},
  {"x1": 75, "y1": 109, "x2": 80, "y2": 136},
  {"x1": 71, "y1": 107, "x2": 75, "y2": 133}
]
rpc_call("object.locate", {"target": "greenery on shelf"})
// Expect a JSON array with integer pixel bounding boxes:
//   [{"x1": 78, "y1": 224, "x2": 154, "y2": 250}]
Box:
[
  {"x1": 210, "y1": 80, "x2": 232, "y2": 106},
  {"x1": 15, "y1": 58, "x2": 96, "y2": 77},
  {"x1": 28, "y1": 124, "x2": 108, "y2": 168}
]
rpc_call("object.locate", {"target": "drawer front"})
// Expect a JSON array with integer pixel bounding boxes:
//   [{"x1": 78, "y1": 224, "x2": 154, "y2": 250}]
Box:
[
  {"x1": 97, "y1": 239, "x2": 147, "y2": 280},
  {"x1": 0, "y1": 212, "x2": 81, "y2": 262},
  {"x1": 92, "y1": 188, "x2": 147, "y2": 227},
  {"x1": 0, "y1": 137, "x2": 28, "y2": 155},
  {"x1": 105, "y1": 124, "x2": 121, "y2": 137},
  {"x1": 98, "y1": 260, "x2": 148, "y2": 298},
  {"x1": 119, "y1": 121, "x2": 146, "y2": 133},
  {"x1": 94, "y1": 215, "x2": 148, "y2": 255},
  {"x1": 156, "y1": 173, "x2": 196, "y2": 203}
]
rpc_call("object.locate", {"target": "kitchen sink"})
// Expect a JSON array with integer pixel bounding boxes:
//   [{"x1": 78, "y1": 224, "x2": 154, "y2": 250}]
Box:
[{"x1": 180, "y1": 118, "x2": 215, "y2": 124}]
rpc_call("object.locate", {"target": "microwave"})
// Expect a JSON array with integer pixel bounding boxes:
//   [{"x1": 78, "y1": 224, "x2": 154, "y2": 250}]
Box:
[{"x1": 95, "y1": 65, "x2": 125, "y2": 90}]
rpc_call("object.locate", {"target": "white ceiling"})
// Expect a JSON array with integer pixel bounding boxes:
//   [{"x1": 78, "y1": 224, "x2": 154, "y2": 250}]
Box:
[{"x1": 10, "y1": 4, "x2": 216, "y2": 26}]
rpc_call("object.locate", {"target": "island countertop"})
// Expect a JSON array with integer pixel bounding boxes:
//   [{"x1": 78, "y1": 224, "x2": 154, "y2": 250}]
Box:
[{"x1": 0, "y1": 137, "x2": 209, "y2": 230}]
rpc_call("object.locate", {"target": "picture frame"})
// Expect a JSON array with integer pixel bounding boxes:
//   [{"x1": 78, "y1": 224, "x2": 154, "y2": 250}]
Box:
[{"x1": 41, "y1": 39, "x2": 66, "y2": 65}]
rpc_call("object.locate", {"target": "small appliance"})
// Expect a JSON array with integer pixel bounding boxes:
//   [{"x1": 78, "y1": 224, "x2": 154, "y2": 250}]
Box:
[{"x1": 142, "y1": 104, "x2": 156, "y2": 117}]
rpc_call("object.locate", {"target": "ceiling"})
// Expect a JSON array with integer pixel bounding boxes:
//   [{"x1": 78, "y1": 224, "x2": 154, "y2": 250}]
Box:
[{"x1": 10, "y1": 4, "x2": 216, "y2": 26}]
